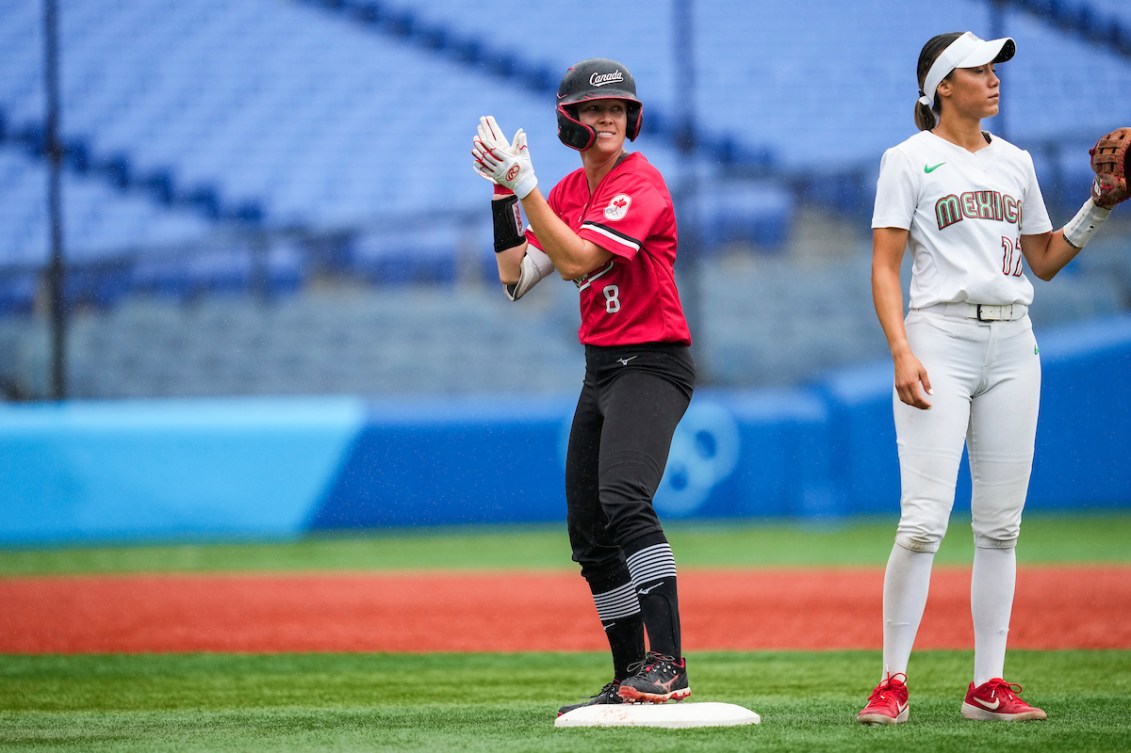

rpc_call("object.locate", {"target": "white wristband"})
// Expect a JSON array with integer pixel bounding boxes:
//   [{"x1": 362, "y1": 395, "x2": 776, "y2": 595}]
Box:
[
  {"x1": 513, "y1": 173, "x2": 538, "y2": 201},
  {"x1": 1063, "y1": 198, "x2": 1111, "y2": 249}
]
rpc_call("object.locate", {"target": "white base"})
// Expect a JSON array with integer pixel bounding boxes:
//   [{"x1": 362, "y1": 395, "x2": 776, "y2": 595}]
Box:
[{"x1": 555, "y1": 701, "x2": 761, "y2": 729}]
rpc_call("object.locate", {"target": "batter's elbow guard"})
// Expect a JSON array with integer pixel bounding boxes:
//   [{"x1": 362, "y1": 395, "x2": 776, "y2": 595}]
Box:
[{"x1": 505, "y1": 246, "x2": 555, "y2": 301}]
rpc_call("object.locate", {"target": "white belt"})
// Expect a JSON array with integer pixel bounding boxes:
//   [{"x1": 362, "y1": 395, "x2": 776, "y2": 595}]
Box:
[{"x1": 915, "y1": 302, "x2": 1028, "y2": 321}]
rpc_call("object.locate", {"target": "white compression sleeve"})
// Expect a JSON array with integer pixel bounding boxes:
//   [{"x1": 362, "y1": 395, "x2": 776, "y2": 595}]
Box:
[
  {"x1": 504, "y1": 245, "x2": 554, "y2": 301},
  {"x1": 1063, "y1": 198, "x2": 1111, "y2": 248}
]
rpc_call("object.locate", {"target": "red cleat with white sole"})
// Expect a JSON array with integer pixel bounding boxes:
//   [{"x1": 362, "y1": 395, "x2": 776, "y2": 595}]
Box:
[
  {"x1": 961, "y1": 678, "x2": 1047, "y2": 722},
  {"x1": 857, "y1": 673, "x2": 909, "y2": 725}
]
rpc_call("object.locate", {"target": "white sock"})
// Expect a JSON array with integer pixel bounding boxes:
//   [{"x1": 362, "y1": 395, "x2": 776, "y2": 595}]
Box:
[
  {"x1": 881, "y1": 543, "x2": 935, "y2": 681},
  {"x1": 971, "y1": 546, "x2": 1016, "y2": 687}
]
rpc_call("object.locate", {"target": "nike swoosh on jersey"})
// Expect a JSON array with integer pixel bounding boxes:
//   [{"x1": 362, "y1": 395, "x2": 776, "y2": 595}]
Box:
[{"x1": 923, "y1": 162, "x2": 946, "y2": 173}]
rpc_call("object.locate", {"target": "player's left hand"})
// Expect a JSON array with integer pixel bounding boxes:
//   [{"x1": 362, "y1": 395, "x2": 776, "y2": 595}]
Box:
[
  {"x1": 1089, "y1": 127, "x2": 1130, "y2": 209},
  {"x1": 472, "y1": 116, "x2": 538, "y2": 199}
]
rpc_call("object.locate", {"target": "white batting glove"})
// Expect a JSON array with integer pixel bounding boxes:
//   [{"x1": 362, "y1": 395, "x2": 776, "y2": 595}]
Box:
[
  {"x1": 471, "y1": 116, "x2": 508, "y2": 189},
  {"x1": 477, "y1": 115, "x2": 509, "y2": 154},
  {"x1": 471, "y1": 116, "x2": 538, "y2": 199},
  {"x1": 471, "y1": 116, "x2": 516, "y2": 197}
]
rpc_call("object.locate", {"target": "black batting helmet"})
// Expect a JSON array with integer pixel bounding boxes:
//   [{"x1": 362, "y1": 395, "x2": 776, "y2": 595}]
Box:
[{"x1": 556, "y1": 58, "x2": 643, "y2": 151}]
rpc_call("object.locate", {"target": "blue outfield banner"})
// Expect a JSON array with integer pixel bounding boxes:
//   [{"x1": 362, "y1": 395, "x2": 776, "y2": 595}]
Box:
[
  {"x1": 0, "y1": 397, "x2": 368, "y2": 542},
  {"x1": 1, "y1": 315, "x2": 1129, "y2": 545}
]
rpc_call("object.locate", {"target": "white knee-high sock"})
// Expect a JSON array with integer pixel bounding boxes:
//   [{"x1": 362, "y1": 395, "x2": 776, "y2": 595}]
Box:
[
  {"x1": 971, "y1": 546, "x2": 1016, "y2": 686},
  {"x1": 882, "y1": 542, "x2": 935, "y2": 680}
]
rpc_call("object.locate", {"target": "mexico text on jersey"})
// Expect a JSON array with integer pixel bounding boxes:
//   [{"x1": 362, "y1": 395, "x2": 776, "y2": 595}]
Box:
[{"x1": 935, "y1": 190, "x2": 1023, "y2": 230}]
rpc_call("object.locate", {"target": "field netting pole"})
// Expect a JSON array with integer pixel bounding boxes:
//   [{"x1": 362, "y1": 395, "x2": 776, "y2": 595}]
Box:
[
  {"x1": 673, "y1": 0, "x2": 707, "y2": 381},
  {"x1": 42, "y1": 0, "x2": 68, "y2": 399}
]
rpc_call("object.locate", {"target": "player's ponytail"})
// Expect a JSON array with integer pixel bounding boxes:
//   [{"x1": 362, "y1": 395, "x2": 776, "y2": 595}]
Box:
[
  {"x1": 914, "y1": 31, "x2": 963, "y2": 131},
  {"x1": 913, "y1": 100, "x2": 937, "y2": 132}
]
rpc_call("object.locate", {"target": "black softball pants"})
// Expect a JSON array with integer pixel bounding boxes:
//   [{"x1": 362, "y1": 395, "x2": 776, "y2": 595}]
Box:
[{"x1": 564, "y1": 342, "x2": 695, "y2": 586}]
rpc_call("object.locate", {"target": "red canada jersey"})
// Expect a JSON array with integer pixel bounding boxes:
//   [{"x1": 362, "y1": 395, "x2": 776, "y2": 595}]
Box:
[{"x1": 526, "y1": 152, "x2": 691, "y2": 347}]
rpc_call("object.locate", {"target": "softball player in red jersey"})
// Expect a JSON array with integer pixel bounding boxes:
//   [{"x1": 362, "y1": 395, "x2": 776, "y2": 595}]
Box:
[
  {"x1": 472, "y1": 58, "x2": 695, "y2": 715},
  {"x1": 858, "y1": 31, "x2": 1119, "y2": 725}
]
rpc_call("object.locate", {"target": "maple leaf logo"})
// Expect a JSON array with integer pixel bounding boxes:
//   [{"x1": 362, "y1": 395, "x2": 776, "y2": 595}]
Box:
[{"x1": 604, "y1": 193, "x2": 632, "y2": 221}]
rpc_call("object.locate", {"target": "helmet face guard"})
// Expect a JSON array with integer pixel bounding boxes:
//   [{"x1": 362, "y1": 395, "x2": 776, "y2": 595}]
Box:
[{"x1": 555, "y1": 58, "x2": 643, "y2": 151}]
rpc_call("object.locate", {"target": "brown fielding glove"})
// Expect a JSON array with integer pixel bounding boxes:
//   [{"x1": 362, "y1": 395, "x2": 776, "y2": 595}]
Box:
[{"x1": 1089, "y1": 127, "x2": 1131, "y2": 208}]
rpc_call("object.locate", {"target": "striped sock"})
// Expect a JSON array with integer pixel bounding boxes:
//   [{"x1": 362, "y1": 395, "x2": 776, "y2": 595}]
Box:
[
  {"x1": 625, "y1": 542, "x2": 682, "y2": 658},
  {"x1": 593, "y1": 581, "x2": 641, "y2": 623},
  {"x1": 592, "y1": 581, "x2": 644, "y2": 681}
]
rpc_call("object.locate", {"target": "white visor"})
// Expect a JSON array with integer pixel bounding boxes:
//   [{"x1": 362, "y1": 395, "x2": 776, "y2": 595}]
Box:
[{"x1": 918, "y1": 32, "x2": 1016, "y2": 107}]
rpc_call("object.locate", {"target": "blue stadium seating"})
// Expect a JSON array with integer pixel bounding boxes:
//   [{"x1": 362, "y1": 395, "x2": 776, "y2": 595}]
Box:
[
  {"x1": 1, "y1": 1, "x2": 1129, "y2": 398},
  {"x1": 3, "y1": 0, "x2": 1129, "y2": 276}
]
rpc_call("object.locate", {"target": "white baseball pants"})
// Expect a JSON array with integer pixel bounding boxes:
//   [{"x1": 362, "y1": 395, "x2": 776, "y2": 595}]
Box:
[{"x1": 893, "y1": 311, "x2": 1041, "y2": 552}]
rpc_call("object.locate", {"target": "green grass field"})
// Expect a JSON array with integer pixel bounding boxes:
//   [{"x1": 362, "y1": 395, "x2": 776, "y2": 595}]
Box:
[
  {"x1": 3, "y1": 510, "x2": 1129, "y2": 575},
  {"x1": 2, "y1": 511, "x2": 1129, "y2": 752}
]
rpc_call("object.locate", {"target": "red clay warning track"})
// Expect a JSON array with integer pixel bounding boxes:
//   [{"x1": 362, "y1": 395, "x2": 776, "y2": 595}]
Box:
[{"x1": 2, "y1": 566, "x2": 1128, "y2": 653}]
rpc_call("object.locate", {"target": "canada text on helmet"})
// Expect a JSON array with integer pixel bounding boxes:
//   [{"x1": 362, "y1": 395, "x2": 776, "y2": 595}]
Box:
[{"x1": 556, "y1": 58, "x2": 643, "y2": 151}]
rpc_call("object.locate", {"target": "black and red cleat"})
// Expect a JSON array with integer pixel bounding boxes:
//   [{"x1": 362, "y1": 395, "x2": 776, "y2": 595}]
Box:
[
  {"x1": 617, "y1": 653, "x2": 690, "y2": 704},
  {"x1": 557, "y1": 681, "x2": 625, "y2": 717}
]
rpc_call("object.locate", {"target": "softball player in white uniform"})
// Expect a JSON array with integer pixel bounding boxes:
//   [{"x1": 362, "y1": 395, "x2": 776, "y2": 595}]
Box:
[{"x1": 858, "y1": 31, "x2": 1119, "y2": 725}]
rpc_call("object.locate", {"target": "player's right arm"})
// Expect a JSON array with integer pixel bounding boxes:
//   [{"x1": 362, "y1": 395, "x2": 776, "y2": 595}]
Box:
[
  {"x1": 490, "y1": 192, "x2": 555, "y2": 301},
  {"x1": 473, "y1": 116, "x2": 556, "y2": 301},
  {"x1": 490, "y1": 188, "x2": 528, "y2": 285},
  {"x1": 872, "y1": 227, "x2": 932, "y2": 410}
]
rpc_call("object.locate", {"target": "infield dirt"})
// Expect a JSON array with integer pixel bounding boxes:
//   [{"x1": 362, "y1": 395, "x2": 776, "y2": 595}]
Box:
[{"x1": 2, "y1": 565, "x2": 1127, "y2": 653}]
